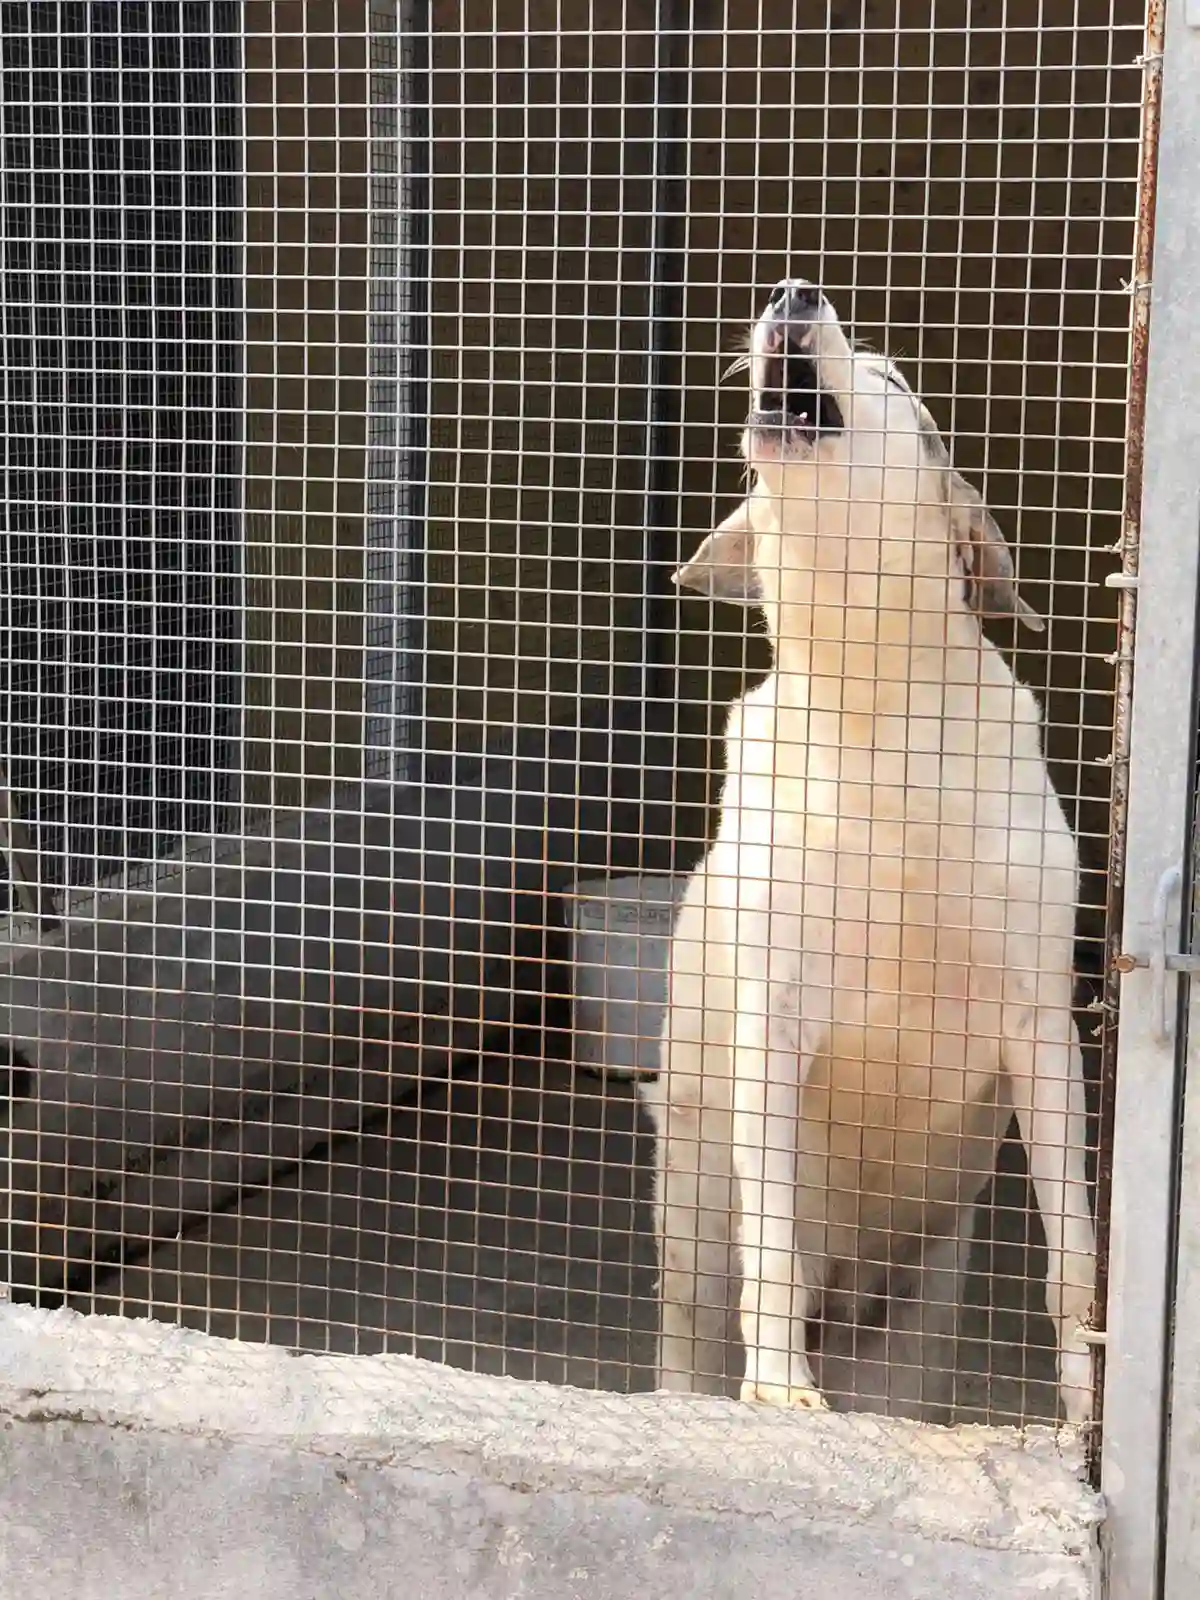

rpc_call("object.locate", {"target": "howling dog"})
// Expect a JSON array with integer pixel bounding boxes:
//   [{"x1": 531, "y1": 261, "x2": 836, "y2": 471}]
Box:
[{"x1": 640, "y1": 279, "x2": 1095, "y2": 1425}]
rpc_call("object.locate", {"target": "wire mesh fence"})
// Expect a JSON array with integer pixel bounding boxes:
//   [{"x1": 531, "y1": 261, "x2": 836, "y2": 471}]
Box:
[{"x1": 0, "y1": 0, "x2": 1144, "y2": 1433}]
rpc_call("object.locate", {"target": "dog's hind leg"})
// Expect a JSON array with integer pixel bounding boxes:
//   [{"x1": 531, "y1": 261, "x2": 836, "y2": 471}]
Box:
[
  {"x1": 733, "y1": 985, "x2": 826, "y2": 1409},
  {"x1": 1003, "y1": 991, "x2": 1096, "y2": 1426}
]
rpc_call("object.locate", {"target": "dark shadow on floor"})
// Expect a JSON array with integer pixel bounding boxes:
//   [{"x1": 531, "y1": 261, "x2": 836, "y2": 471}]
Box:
[{"x1": 76, "y1": 1017, "x2": 1058, "y2": 1423}]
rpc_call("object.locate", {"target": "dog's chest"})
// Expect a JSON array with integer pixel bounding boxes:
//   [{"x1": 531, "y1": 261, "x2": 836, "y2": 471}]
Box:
[
  {"x1": 724, "y1": 665, "x2": 1045, "y2": 822},
  {"x1": 722, "y1": 701, "x2": 959, "y2": 866},
  {"x1": 713, "y1": 672, "x2": 1063, "y2": 927}
]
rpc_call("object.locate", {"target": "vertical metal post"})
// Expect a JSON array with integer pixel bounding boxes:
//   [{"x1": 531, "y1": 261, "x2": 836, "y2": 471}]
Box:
[
  {"x1": 1165, "y1": 970, "x2": 1200, "y2": 1595},
  {"x1": 641, "y1": 0, "x2": 686, "y2": 705},
  {"x1": 397, "y1": 0, "x2": 430, "y2": 779},
  {"x1": 1102, "y1": 3, "x2": 1200, "y2": 1595},
  {"x1": 362, "y1": 0, "x2": 429, "y2": 784}
]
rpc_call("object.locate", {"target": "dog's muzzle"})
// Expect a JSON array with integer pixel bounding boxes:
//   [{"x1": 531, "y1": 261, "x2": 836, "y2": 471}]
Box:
[{"x1": 746, "y1": 279, "x2": 845, "y2": 450}]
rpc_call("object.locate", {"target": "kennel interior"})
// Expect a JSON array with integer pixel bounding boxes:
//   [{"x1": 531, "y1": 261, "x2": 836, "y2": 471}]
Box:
[{"x1": 0, "y1": 0, "x2": 1142, "y2": 1436}]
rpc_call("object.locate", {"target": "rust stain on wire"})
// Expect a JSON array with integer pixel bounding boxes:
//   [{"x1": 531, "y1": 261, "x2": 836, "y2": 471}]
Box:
[{"x1": 1093, "y1": 0, "x2": 1167, "y2": 1482}]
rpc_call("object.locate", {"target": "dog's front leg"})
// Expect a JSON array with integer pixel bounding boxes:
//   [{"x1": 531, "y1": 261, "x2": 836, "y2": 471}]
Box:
[
  {"x1": 732, "y1": 982, "x2": 826, "y2": 1410},
  {"x1": 1005, "y1": 996, "x2": 1097, "y2": 1427}
]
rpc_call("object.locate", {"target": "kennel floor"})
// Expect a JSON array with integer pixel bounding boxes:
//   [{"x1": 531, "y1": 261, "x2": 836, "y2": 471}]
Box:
[{"x1": 70, "y1": 1015, "x2": 1060, "y2": 1425}]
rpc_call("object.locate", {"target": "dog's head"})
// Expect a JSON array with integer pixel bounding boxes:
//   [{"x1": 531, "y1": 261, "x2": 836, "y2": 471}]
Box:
[
  {"x1": 677, "y1": 279, "x2": 1042, "y2": 632},
  {"x1": 740, "y1": 278, "x2": 854, "y2": 469}
]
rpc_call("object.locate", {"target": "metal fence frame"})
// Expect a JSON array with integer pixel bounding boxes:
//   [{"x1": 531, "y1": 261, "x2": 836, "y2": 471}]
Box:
[{"x1": 1102, "y1": 2, "x2": 1200, "y2": 1595}]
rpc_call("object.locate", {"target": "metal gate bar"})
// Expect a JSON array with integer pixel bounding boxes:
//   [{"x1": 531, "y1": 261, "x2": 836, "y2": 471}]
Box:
[
  {"x1": 1102, "y1": 2, "x2": 1200, "y2": 1594},
  {"x1": 1165, "y1": 972, "x2": 1200, "y2": 1594}
]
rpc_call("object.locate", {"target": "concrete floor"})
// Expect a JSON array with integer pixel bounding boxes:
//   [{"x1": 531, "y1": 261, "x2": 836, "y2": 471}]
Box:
[{"x1": 70, "y1": 1014, "x2": 1060, "y2": 1426}]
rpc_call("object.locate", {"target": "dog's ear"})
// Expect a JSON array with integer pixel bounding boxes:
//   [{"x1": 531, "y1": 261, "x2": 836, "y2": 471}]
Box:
[
  {"x1": 947, "y1": 471, "x2": 1045, "y2": 634},
  {"x1": 673, "y1": 499, "x2": 761, "y2": 603}
]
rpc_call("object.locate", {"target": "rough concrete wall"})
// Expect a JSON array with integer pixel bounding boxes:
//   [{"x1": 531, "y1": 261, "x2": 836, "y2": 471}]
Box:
[{"x1": 0, "y1": 1304, "x2": 1101, "y2": 1599}]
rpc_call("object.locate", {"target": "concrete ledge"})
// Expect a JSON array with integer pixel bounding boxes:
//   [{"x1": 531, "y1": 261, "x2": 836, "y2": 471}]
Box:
[{"x1": 0, "y1": 1304, "x2": 1101, "y2": 1598}]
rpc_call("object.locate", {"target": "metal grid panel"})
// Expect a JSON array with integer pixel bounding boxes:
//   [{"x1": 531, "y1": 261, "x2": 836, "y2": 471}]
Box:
[
  {"x1": 0, "y1": 0, "x2": 1144, "y2": 1442},
  {"x1": 364, "y1": 0, "x2": 426, "y2": 775}
]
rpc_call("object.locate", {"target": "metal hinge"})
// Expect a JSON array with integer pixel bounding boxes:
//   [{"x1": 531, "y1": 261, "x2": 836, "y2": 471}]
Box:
[{"x1": 1114, "y1": 865, "x2": 1200, "y2": 1042}]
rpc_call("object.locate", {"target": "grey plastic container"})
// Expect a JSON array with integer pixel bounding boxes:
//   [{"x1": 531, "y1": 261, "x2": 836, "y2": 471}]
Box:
[{"x1": 564, "y1": 873, "x2": 688, "y2": 1080}]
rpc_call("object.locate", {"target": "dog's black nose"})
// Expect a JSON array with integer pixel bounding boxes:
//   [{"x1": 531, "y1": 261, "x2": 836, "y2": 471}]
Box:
[{"x1": 768, "y1": 280, "x2": 821, "y2": 319}]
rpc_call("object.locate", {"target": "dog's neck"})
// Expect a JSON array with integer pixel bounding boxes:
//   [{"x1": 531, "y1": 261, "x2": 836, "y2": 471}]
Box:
[{"x1": 752, "y1": 474, "x2": 986, "y2": 715}]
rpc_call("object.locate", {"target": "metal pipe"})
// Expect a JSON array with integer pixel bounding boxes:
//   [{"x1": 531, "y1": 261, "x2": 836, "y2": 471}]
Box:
[
  {"x1": 1093, "y1": 0, "x2": 1166, "y2": 1486},
  {"x1": 399, "y1": 0, "x2": 431, "y2": 781},
  {"x1": 1099, "y1": 3, "x2": 1200, "y2": 1594},
  {"x1": 641, "y1": 0, "x2": 687, "y2": 705}
]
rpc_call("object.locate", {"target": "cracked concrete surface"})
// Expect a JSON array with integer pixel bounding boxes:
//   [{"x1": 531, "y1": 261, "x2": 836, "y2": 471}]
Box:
[{"x1": 0, "y1": 1301, "x2": 1100, "y2": 1599}]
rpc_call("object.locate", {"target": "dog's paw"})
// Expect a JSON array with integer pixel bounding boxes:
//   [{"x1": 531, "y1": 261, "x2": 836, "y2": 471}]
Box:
[
  {"x1": 1062, "y1": 1390, "x2": 1094, "y2": 1429},
  {"x1": 740, "y1": 1380, "x2": 829, "y2": 1411},
  {"x1": 1059, "y1": 1343, "x2": 1095, "y2": 1428},
  {"x1": 1060, "y1": 1375, "x2": 1094, "y2": 1429}
]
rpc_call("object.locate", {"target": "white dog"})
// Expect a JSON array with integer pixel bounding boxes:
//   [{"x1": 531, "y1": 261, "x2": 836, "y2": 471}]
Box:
[{"x1": 640, "y1": 279, "x2": 1095, "y2": 1425}]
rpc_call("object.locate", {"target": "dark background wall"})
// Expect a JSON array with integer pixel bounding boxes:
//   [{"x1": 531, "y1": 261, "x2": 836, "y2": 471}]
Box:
[
  {"x1": 422, "y1": 0, "x2": 1141, "y2": 960},
  {"x1": 0, "y1": 0, "x2": 1141, "y2": 952},
  {"x1": 0, "y1": 0, "x2": 243, "y2": 899}
]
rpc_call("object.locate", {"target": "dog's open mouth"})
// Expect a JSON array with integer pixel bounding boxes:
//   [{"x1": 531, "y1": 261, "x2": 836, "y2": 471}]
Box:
[{"x1": 748, "y1": 324, "x2": 844, "y2": 445}]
